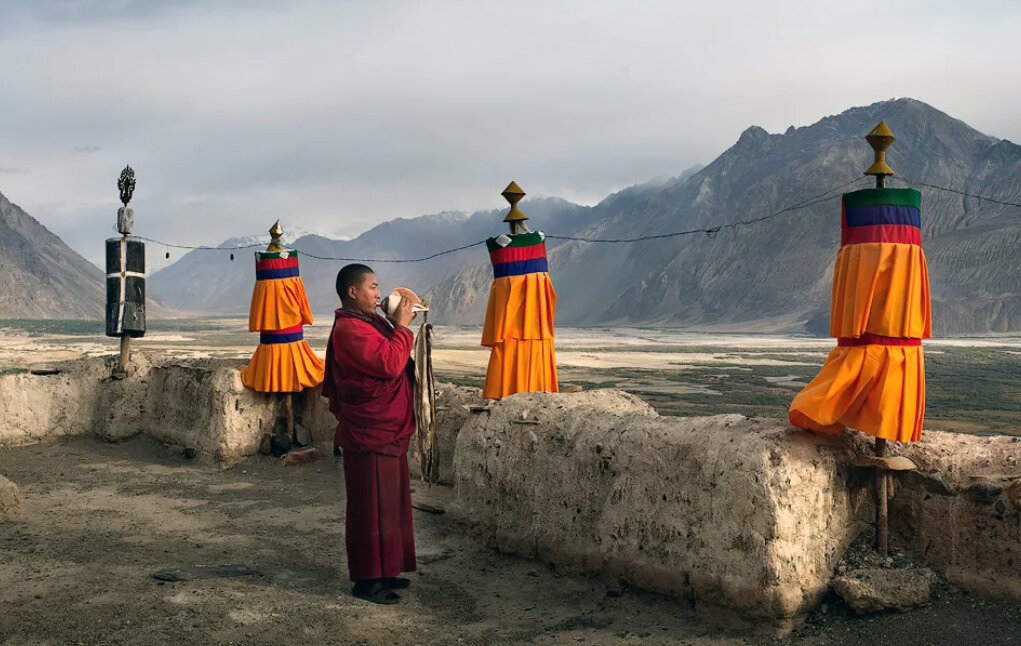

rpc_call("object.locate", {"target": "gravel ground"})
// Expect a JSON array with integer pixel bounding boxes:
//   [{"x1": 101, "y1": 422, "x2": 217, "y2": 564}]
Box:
[{"x1": 1, "y1": 437, "x2": 1019, "y2": 646}]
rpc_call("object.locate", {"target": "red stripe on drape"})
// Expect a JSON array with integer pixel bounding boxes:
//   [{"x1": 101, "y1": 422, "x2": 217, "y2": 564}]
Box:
[
  {"x1": 841, "y1": 224, "x2": 921, "y2": 246},
  {"x1": 489, "y1": 243, "x2": 547, "y2": 264},
  {"x1": 255, "y1": 257, "x2": 300, "y2": 271},
  {"x1": 837, "y1": 334, "x2": 921, "y2": 347}
]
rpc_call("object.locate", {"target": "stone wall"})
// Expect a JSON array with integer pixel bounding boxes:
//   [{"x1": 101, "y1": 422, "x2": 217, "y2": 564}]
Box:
[
  {"x1": 1, "y1": 354, "x2": 1018, "y2": 622},
  {"x1": 448, "y1": 391, "x2": 871, "y2": 628},
  {"x1": 0, "y1": 355, "x2": 474, "y2": 471},
  {"x1": 448, "y1": 391, "x2": 1021, "y2": 624},
  {"x1": 878, "y1": 432, "x2": 1021, "y2": 603},
  {"x1": 0, "y1": 355, "x2": 331, "y2": 465},
  {"x1": 0, "y1": 360, "x2": 107, "y2": 446}
]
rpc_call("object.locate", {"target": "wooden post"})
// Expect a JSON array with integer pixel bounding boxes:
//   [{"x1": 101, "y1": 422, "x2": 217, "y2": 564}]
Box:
[
  {"x1": 875, "y1": 437, "x2": 888, "y2": 556},
  {"x1": 284, "y1": 393, "x2": 295, "y2": 445},
  {"x1": 119, "y1": 335, "x2": 131, "y2": 370}
]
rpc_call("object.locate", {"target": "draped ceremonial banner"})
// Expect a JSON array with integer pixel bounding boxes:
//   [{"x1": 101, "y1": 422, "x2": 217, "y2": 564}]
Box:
[
  {"x1": 790, "y1": 188, "x2": 930, "y2": 442},
  {"x1": 241, "y1": 250, "x2": 325, "y2": 392},
  {"x1": 105, "y1": 237, "x2": 146, "y2": 338},
  {"x1": 481, "y1": 231, "x2": 558, "y2": 399}
]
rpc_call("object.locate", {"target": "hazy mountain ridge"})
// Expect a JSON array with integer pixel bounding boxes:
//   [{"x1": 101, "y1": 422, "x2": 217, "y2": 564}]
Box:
[
  {"x1": 148, "y1": 197, "x2": 594, "y2": 316},
  {"x1": 428, "y1": 99, "x2": 1021, "y2": 334},
  {"x1": 149, "y1": 98, "x2": 1021, "y2": 334},
  {"x1": 0, "y1": 191, "x2": 106, "y2": 319}
]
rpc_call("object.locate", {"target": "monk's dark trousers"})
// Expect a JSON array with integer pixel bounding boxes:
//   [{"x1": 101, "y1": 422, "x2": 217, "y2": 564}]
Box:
[{"x1": 343, "y1": 450, "x2": 417, "y2": 581}]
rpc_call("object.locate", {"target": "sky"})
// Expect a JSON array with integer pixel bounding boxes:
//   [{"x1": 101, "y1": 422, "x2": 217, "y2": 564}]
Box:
[{"x1": 1, "y1": 0, "x2": 1019, "y2": 268}]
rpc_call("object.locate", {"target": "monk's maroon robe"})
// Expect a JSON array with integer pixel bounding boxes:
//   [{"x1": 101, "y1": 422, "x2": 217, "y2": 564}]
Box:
[{"x1": 323, "y1": 308, "x2": 416, "y2": 581}]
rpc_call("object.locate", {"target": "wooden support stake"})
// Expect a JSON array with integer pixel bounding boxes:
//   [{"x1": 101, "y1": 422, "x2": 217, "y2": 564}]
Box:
[
  {"x1": 875, "y1": 437, "x2": 888, "y2": 557},
  {"x1": 119, "y1": 335, "x2": 131, "y2": 370},
  {"x1": 284, "y1": 393, "x2": 295, "y2": 445}
]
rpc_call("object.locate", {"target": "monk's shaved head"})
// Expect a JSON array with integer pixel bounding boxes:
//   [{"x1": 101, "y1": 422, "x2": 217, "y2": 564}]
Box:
[{"x1": 336, "y1": 264, "x2": 375, "y2": 304}]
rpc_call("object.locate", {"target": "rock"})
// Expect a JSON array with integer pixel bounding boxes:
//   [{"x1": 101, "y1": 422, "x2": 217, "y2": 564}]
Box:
[
  {"x1": 152, "y1": 564, "x2": 260, "y2": 581},
  {"x1": 832, "y1": 567, "x2": 937, "y2": 614},
  {"x1": 293, "y1": 422, "x2": 313, "y2": 447},
  {"x1": 1005, "y1": 480, "x2": 1021, "y2": 513},
  {"x1": 902, "y1": 470, "x2": 957, "y2": 497},
  {"x1": 966, "y1": 480, "x2": 1003, "y2": 505},
  {"x1": 0, "y1": 475, "x2": 22, "y2": 520},
  {"x1": 281, "y1": 447, "x2": 320, "y2": 466},
  {"x1": 269, "y1": 434, "x2": 291, "y2": 457}
]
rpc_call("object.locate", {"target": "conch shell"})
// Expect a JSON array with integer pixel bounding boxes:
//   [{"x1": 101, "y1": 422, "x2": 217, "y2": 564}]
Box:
[{"x1": 378, "y1": 287, "x2": 429, "y2": 315}]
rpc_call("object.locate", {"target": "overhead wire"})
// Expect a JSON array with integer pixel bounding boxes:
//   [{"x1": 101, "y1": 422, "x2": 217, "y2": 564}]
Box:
[
  {"x1": 134, "y1": 176, "x2": 1021, "y2": 263},
  {"x1": 546, "y1": 176, "x2": 869, "y2": 243},
  {"x1": 894, "y1": 177, "x2": 1021, "y2": 209}
]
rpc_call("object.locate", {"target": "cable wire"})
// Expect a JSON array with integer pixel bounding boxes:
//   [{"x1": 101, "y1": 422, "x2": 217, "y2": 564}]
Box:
[
  {"x1": 547, "y1": 176, "x2": 868, "y2": 243},
  {"x1": 131, "y1": 175, "x2": 1021, "y2": 262},
  {"x1": 297, "y1": 240, "x2": 487, "y2": 263},
  {"x1": 894, "y1": 177, "x2": 1021, "y2": 209}
]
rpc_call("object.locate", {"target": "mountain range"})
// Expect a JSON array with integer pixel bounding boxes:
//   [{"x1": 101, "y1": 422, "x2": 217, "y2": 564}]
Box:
[
  {"x1": 149, "y1": 99, "x2": 1021, "y2": 334},
  {"x1": 0, "y1": 191, "x2": 106, "y2": 319},
  {"x1": 430, "y1": 98, "x2": 1021, "y2": 335},
  {"x1": 147, "y1": 200, "x2": 598, "y2": 318},
  {"x1": 4, "y1": 98, "x2": 1019, "y2": 334}
]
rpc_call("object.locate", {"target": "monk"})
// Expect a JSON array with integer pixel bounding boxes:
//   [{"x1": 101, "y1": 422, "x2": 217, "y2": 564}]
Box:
[{"x1": 322, "y1": 263, "x2": 417, "y2": 604}]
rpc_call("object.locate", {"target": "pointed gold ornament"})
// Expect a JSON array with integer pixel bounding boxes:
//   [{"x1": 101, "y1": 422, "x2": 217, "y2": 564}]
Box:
[
  {"x1": 864, "y1": 121, "x2": 896, "y2": 177},
  {"x1": 267, "y1": 220, "x2": 284, "y2": 252},
  {"x1": 502, "y1": 181, "x2": 528, "y2": 223}
]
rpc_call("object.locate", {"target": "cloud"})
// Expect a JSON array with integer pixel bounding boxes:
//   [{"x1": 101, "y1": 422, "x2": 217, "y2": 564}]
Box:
[
  {"x1": 0, "y1": 0, "x2": 1019, "y2": 269},
  {"x1": 0, "y1": 167, "x2": 29, "y2": 174}
]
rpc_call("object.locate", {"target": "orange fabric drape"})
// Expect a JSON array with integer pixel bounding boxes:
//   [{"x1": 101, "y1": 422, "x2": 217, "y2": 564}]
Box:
[
  {"x1": 481, "y1": 272, "x2": 558, "y2": 345},
  {"x1": 241, "y1": 251, "x2": 324, "y2": 393},
  {"x1": 481, "y1": 235, "x2": 559, "y2": 399},
  {"x1": 248, "y1": 276, "x2": 314, "y2": 332},
  {"x1": 789, "y1": 343, "x2": 925, "y2": 442},
  {"x1": 790, "y1": 188, "x2": 930, "y2": 442},
  {"x1": 482, "y1": 337, "x2": 559, "y2": 399},
  {"x1": 241, "y1": 338, "x2": 325, "y2": 393},
  {"x1": 830, "y1": 243, "x2": 931, "y2": 339}
]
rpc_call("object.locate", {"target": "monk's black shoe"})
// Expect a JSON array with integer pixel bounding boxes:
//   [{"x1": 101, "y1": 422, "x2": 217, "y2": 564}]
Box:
[
  {"x1": 383, "y1": 577, "x2": 411, "y2": 589},
  {"x1": 352, "y1": 580, "x2": 399, "y2": 604}
]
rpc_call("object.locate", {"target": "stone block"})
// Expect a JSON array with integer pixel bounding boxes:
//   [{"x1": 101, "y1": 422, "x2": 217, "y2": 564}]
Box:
[
  {"x1": 449, "y1": 390, "x2": 869, "y2": 626},
  {"x1": 832, "y1": 567, "x2": 937, "y2": 614},
  {"x1": 282, "y1": 447, "x2": 320, "y2": 466},
  {"x1": 0, "y1": 474, "x2": 22, "y2": 520}
]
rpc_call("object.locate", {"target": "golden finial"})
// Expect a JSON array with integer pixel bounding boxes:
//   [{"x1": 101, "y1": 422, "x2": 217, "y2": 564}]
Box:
[
  {"x1": 502, "y1": 181, "x2": 528, "y2": 223},
  {"x1": 864, "y1": 121, "x2": 895, "y2": 177},
  {"x1": 267, "y1": 220, "x2": 284, "y2": 252}
]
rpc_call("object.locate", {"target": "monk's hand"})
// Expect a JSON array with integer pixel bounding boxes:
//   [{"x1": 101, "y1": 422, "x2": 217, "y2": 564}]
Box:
[{"x1": 393, "y1": 296, "x2": 415, "y2": 328}]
